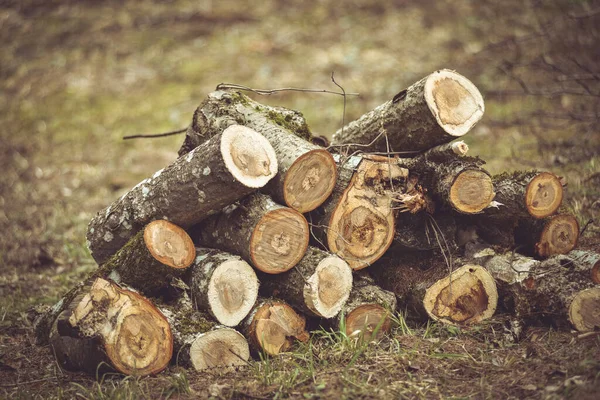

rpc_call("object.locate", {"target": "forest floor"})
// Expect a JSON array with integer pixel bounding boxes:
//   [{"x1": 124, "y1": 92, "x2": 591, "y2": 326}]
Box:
[{"x1": 1, "y1": 0, "x2": 599, "y2": 398}]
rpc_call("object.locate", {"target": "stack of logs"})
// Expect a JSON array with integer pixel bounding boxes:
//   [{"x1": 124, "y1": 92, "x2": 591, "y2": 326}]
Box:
[{"x1": 32, "y1": 69, "x2": 600, "y2": 377}]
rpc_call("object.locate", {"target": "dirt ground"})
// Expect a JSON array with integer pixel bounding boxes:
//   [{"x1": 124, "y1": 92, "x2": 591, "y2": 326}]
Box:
[{"x1": 1, "y1": 0, "x2": 599, "y2": 398}]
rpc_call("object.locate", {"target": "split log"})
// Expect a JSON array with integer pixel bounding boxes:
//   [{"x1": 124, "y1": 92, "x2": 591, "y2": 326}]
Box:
[
  {"x1": 469, "y1": 248, "x2": 600, "y2": 331},
  {"x1": 104, "y1": 220, "x2": 196, "y2": 295},
  {"x1": 258, "y1": 246, "x2": 353, "y2": 318},
  {"x1": 187, "y1": 248, "x2": 259, "y2": 327},
  {"x1": 179, "y1": 91, "x2": 338, "y2": 213},
  {"x1": 50, "y1": 278, "x2": 172, "y2": 376},
  {"x1": 158, "y1": 292, "x2": 250, "y2": 370},
  {"x1": 334, "y1": 274, "x2": 397, "y2": 341},
  {"x1": 515, "y1": 214, "x2": 579, "y2": 258},
  {"x1": 310, "y1": 155, "x2": 407, "y2": 270},
  {"x1": 371, "y1": 255, "x2": 498, "y2": 325},
  {"x1": 194, "y1": 193, "x2": 309, "y2": 274},
  {"x1": 396, "y1": 155, "x2": 495, "y2": 214},
  {"x1": 331, "y1": 69, "x2": 484, "y2": 153},
  {"x1": 483, "y1": 171, "x2": 563, "y2": 219},
  {"x1": 86, "y1": 124, "x2": 278, "y2": 264},
  {"x1": 243, "y1": 298, "x2": 310, "y2": 356}
]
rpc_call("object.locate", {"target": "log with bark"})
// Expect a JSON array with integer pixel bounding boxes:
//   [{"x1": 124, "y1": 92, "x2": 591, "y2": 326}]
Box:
[
  {"x1": 468, "y1": 248, "x2": 600, "y2": 331},
  {"x1": 392, "y1": 211, "x2": 457, "y2": 252},
  {"x1": 186, "y1": 248, "x2": 259, "y2": 327},
  {"x1": 310, "y1": 155, "x2": 407, "y2": 270},
  {"x1": 87, "y1": 124, "x2": 278, "y2": 264},
  {"x1": 258, "y1": 246, "x2": 353, "y2": 318},
  {"x1": 158, "y1": 291, "x2": 251, "y2": 371},
  {"x1": 515, "y1": 213, "x2": 579, "y2": 258},
  {"x1": 50, "y1": 278, "x2": 172, "y2": 376},
  {"x1": 331, "y1": 69, "x2": 485, "y2": 153},
  {"x1": 243, "y1": 298, "x2": 310, "y2": 355},
  {"x1": 194, "y1": 193, "x2": 309, "y2": 274},
  {"x1": 334, "y1": 273, "x2": 397, "y2": 341},
  {"x1": 371, "y1": 254, "x2": 498, "y2": 325},
  {"x1": 179, "y1": 90, "x2": 338, "y2": 213}
]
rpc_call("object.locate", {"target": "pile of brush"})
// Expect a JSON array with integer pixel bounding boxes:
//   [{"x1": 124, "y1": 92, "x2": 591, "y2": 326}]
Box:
[{"x1": 32, "y1": 69, "x2": 599, "y2": 377}]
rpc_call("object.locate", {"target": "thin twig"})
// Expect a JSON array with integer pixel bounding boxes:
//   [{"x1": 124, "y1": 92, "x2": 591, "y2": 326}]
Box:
[
  {"x1": 331, "y1": 71, "x2": 347, "y2": 138},
  {"x1": 123, "y1": 128, "x2": 187, "y2": 140},
  {"x1": 215, "y1": 83, "x2": 359, "y2": 97}
]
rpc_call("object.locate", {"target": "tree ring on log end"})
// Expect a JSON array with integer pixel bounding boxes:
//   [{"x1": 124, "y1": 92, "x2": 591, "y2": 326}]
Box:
[
  {"x1": 536, "y1": 214, "x2": 579, "y2": 258},
  {"x1": 449, "y1": 169, "x2": 494, "y2": 214},
  {"x1": 423, "y1": 264, "x2": 498, "y2": 325},
  {"x1": 220, "y1": 125, "x2": 278, "y2": 188},
  {"x1": 569, "y1": 287, "x2": 600, "y2": 332},
  {"x1": 424, "y1": 69, "x2": 485, "y2": 137},
  {"x1": 283, "y1": 149, "x2": 337, "y2": 213},
  {"x1": 251, "y1": 208, "x2": 309, "y2": 274},
  {"x1": 330, "y1": 205, "x2": 391, "y2": 270},
  {"x1": 250, "y1": 301, "x2": 308, "y2": 355},
  {"x1": 189, "y1": 328, "x2": 250, "y2": 371},
  {"x1": 303, "y1": 256, "x2": 352, "y2": 318},
  {"x1": 75, "y1": 279, "x2": 173, "y2": 376},
  {"x1": 207, "y1": 258, "x2": 259, "y2": 326},
  {"x1": 525, "y1": 172, "x2": 563, "y2": 219},
  {"x1": 345, "y1": 304, "x2": 391, "y2": 341},
  {"x1": 144, "y1": 220, "x2": 196, "y2": 268}
]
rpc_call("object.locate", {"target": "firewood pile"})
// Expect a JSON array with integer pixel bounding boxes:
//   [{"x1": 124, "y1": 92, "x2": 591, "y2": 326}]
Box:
[{"x1": 32, "y1": 69, "x2": 600, "y2": 377}]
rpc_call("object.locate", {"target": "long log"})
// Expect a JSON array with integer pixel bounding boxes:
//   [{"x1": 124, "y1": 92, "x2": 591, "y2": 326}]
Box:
[
  {"x1": 186, "y1": 248, "x2": 259, "y2": 327},
  {"x1": 87, "y1": 124, "x2": 278, "y2": 264},
  {"x1": 331, "y1": 69, "x2": 484, "y2": 153},
  {"x1": 242, "y1": 298, "x2": 309, "y2": 356},
  {"x1": 179, "y1": 91, "x2": 338, "y2": 213},
  {"x1": 334, "y1": 274, "x2": 397, "y2": 341},
  {"x1": 50, "y1": 278, "x2": 172, "y2": 376},
  {"x1": 193, "y1": 193, "x2": 309, "y2": 274},
  {"x1": 158, "y1": 292, "x2": 251, "y2": 371},
  {"x1": 469, "y1": 248, "x2": 600, "y2": 331},
  {"x1": 515, "y1": 213, "x2": 579, "y2": 258},
  {"x1": 370, "y1": 255, "x2": 498, "y2": 325},
  {"x1": 258, "y1": 246, "x2": 353, "y2": 318},
  {"x1": 309, "y1": 155, "x2": 407, "y2": 270}
]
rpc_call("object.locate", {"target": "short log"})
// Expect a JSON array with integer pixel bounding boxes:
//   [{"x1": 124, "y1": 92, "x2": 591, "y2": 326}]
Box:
[{"x1": 515, "y1": 213, "x2": 579, "y2": 258}]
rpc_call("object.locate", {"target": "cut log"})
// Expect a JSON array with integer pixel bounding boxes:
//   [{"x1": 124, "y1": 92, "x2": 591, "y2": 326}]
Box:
[
  {"x1": 334, "y1": 274, "x2": 397, "y2": 341},
  {"x1": 86, "y1": 124, "x2": 278, "y2": 264},
  {"x1": 515, "y1": 214, "x2": 579, "y2": 258},
  {"x1": 158, "y1": 292, "x2": 250, "y2": 370},
  {"x1": 396, "y1": 155, "x2": 494, "y2": 214},
  {"x1": 371, "y1": 255, "x2": 498, "y2": 325},
  {"x1": 469, "y1": 248, "x2": 600, "y2": 331},
  {"x1": 243, "y1": 298, "x2": 309, "y2": 356},
  {"x1": 484, "y1": 171, "x2": 563, "y2": 219},
  {"x1": 104, "y1": 220, "x2": 195, "y2": 295},
  {"x1": 331, "y1": 69, "x2": 484, "y2": 153},
  {"x1": 179, "y1": 91, "x2": 338, "y2": 213},
  {"x1": 50, "y1": 278, "x2": 172, "y2": 376},
  {"x1": 310, "y1": 155, "x2": 407, "y2": 270},
  {"x1": 187, "y1": 248, "x2": 259, "y2": 327},
  {"x1": 258, "y1": 246, "x2": 353, "y2": 318},
  {"x1": 194, "y1": 193, "x2": 309, "y2": 274},
  {"x1": 420, "y1": 140, "x2": 469, "y2": 161}
]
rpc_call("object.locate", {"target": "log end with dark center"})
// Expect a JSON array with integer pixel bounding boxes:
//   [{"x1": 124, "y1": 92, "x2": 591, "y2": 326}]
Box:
[
  {"x1": 304, "y1": 256, "x2": 353, "y2": 318},
  {"x1": 525, "y1": 172, "x2": 563, "y2": 219},
  {"x1": 284, "y1": 149, "x2": 337, "y2": 213},
  {"x1": 536, "y1": 214, "x2": 579, "y2": 258},
  {"x1": 249, "y1": 301, "x2": 309, "y2": 355},
  {"x1": 189, "y1": 328, "x2": 250, "y2": 371},
  {"x1": 345, "y1": 304, "x2": 392, "y2": 341},
  {"x1": 207, "y1": 258, "x2": 259, "y2": 326},
  {"x1": 250, "y1": 208, "x2": 309, "y2": 274},
  {"x1": 569, "y1": 287, "x2": 600, "y2": 332},
  {"x1": 220, "y1": 124, "x2": 278, "y2": 188},
  {"x1": 144, "y1": 220, "x2": 196, "y2": 269},
  {"x1": 450, "y1": 169, "x2": 495, "y2": 214},
  {"x1": 424, "y1": 69, "x2": 485, "y2": 137},
  {"x1": 423, "y1": 264, "x2": 498, "y2": 325}
]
